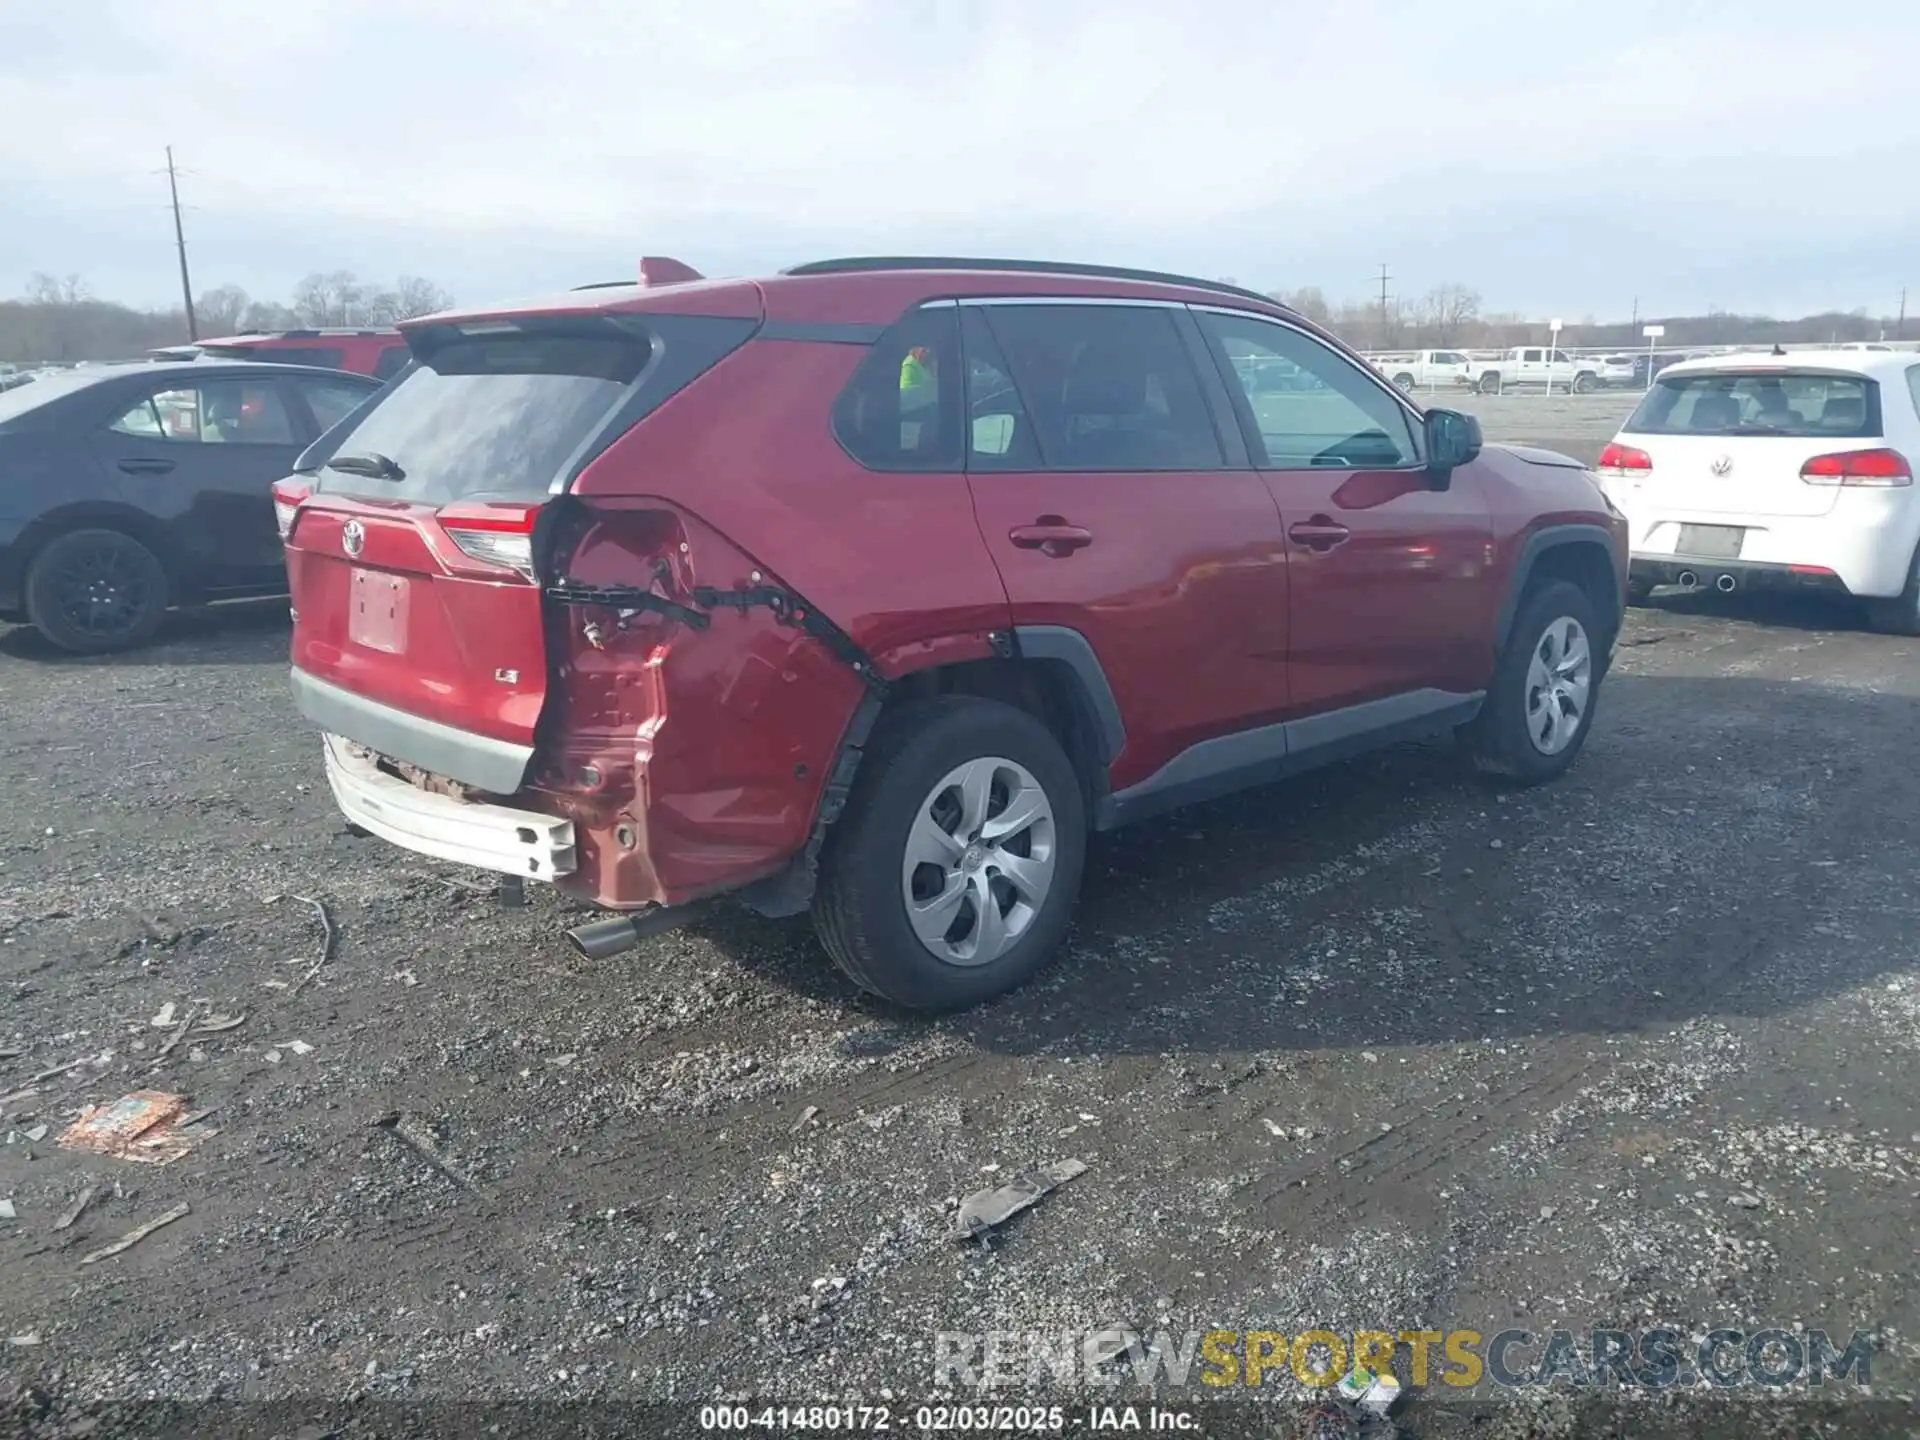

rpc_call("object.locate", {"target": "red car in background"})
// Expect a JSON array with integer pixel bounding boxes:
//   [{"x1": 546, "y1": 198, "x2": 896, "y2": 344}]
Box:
[{"x1": 197, "y1": 329, "x2": 411, "y2": 380}]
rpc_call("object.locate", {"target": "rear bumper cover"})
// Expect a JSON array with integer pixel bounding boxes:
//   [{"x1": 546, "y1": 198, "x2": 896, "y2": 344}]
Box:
[
  {"x1": 291, "y1": 667, "x2": 533, "y2": 794},
  {"x1": 321, "y1": 735, "x2": 576, "y2": 881}
]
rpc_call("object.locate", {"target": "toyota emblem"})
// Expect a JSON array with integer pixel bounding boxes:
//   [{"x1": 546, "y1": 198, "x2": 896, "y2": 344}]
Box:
[
  {"x1": 341, "y1": 519, "x2": 365, "y2": 557},
  {"x1": 1710, "y1": 454, "x2": 1733, "y2": 476}
]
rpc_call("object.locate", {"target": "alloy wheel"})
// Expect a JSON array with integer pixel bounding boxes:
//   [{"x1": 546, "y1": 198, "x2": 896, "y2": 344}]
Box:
[{"x1": 47, "y1": 539, "x2": 154, "y2": 641}]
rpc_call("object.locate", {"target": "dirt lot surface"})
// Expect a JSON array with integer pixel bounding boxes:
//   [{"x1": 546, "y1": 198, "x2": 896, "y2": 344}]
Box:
[{"x1": 4, "y1": 396, "x2": 1919, "y2": 1437}]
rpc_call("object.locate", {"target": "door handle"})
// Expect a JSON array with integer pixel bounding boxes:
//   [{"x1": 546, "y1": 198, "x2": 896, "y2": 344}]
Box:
[
  {"x1": 117, "y1": 458, "x2": 176, "y2": 476},
  {"x1": 1288, "y1": 517, "x2": 1351, "y2": 551},
  {"x1": 1009, "y1": 521, "x2": 1093, "y2": 557}
]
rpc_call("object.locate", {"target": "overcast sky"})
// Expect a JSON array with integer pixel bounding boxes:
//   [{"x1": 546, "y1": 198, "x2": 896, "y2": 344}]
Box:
[{"x1": 4, "y1": 0, "x2": 1916, "y2": 321}]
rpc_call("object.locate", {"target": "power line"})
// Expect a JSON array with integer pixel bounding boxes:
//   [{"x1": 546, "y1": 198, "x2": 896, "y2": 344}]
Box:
[{"x1": 166, "y1": 146, "x2": 198, "y2": 341}]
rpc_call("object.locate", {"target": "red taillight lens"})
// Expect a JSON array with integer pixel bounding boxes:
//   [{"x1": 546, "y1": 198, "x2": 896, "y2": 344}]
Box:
[
  {"x1": 1596, "y1": 441, "x2": 1652, "y2": 475},
  {"x1": 271, "y1": 478, "x2": 311, "y2": 540},
  {"x1": 439, "y1": 502, "x2": 542, "y2": 580},
  {"x1": 1800, "y1": 448, "x2": 1912, "y2": 487}
]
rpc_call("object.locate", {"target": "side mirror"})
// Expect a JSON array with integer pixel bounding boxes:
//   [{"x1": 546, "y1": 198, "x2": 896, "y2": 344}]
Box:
[{"x1": 1424, "y1": 407, "x2": 1482, "y2": 487}]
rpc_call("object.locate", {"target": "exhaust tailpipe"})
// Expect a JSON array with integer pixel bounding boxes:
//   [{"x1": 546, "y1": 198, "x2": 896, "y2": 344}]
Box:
[
  {"x1": 1715, "y1": 573, "x2": 1738, "y2": 593},
  {"x1": 566, "y1": 904, "x2": 705, "y2": 961},
  {"x1": 1677, "y1": 570, "x2": 1700, "y2": 591}
]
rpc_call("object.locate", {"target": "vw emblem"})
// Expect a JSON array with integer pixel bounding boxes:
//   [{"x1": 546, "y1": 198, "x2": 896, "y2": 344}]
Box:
[
  {"x1": 1710, "y1": 454, "x2": 1733, "y2": 476},
  {"x1": 341, "y1": 519, "x2": 365, "y2": 558}
]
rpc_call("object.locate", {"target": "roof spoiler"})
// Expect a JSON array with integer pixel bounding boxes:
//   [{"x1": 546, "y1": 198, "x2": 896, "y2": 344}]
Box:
[{"x1": 639, "y1": 257, "x2": 703, "y2": 287}]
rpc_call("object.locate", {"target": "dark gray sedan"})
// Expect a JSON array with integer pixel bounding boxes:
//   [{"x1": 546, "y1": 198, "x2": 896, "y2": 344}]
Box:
[{"x1": 0, "y1": 360, "x2": 380, "y2": 652}]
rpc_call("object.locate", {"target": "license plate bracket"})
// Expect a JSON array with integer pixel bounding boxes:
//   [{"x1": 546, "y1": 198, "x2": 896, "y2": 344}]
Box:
[
  {"x1": 348, "y1": 568, "x2": 410, "y2": 654},
  {"x1": 1676, "y1": 524, "x2": 1744, "y2": 560}
]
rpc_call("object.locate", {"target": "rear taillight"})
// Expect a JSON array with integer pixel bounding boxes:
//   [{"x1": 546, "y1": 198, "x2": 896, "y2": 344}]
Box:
[
  {"x1": 1800, "y1": 448, "x2": 1912, "y2": 487},
  {"x1": 439, "y1": 503, "x2": 542, "y2": 580},
  {"x1": 1596, "y1": 442, "x2": 1653, "y2": 476},
  {"x1": 272, "y1": 478, "x2": 311, "y2": 539}
]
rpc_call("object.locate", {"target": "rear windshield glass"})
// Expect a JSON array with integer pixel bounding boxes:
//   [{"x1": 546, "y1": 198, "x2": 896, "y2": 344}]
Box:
[
  {"x1": 1625, "y1": 371, "x2": 1880, "y2": 438},
  {"x1": 310, "y1": 332, "x2": 646, "y2": 503}
]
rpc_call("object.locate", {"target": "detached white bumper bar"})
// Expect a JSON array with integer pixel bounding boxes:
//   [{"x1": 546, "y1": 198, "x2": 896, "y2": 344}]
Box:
[{"x1": 321, "y1": 735, "x2": 577, "y2": 881}]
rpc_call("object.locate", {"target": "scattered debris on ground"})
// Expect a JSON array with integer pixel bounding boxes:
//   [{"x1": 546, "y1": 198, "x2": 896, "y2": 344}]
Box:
[
  {"x1": 52, "y1": 1184, "x2": 98, "y2": 1231},
  {"x1": 58, "y1": 1090, "x2": 209, "y2": 1165},
  {"x1": 78, "y1": 1202, "x2": 190, "y2": 1266},
  {"x1": 283, "y1": 894, "x2": 336, "y2": 996},
  {"x1": 950, "y1": 1158, "x2": 1087, "y2": 1241},
  {"x1": 372, "y1": 1111, "x2": 485, "y2": 1197}
]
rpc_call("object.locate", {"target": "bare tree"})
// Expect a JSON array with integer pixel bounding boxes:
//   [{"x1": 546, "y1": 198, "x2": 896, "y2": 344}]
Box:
[
  {"x1": 291, "y1": 270, "x2": 368, "y2": 327},
  {"x1": 393, "y1": 276, "x2": 454, "y2": 319},
  {"x1": 1272, "y1": 286, "x2": 1333, "y2": 328},
  {"x1": 26, "y1": 272, "x2": 89, "y2": 307},
  {"x1": 362, "y1": 276, "x2": 454, "y2": 325},
  {"x1": 1418, "y1": 284, "x2": 1482, "y2": 344},
  {"x1": 241, "y1": 299, "x2": 301, "y2": 331},
  {"x1": 194, "y1": 284, "x2": 252, "y2": 337}
]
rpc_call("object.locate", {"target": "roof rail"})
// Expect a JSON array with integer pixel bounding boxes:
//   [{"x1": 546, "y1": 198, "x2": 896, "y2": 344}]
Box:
[
  {"x1": 780, "y1": 256, "x2": 1289, "y2": 311},
  {"x1": 572, "y1": 280, "x2": 634, "y2": 291}
]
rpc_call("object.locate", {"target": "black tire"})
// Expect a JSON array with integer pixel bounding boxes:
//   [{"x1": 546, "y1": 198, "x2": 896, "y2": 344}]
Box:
[
  {"x1": 1865, "y1": 544, "x2": 1920, "y2": 636},
  {"x1": 1478, "y1": 371, "x2": 1502, "y2": 395},
  {"x1": 812, "y1": 695, "x2": 1087, "y2": 1012},
  {"x1": 1392, "y1": 373, "x2": 1416, "y2": 392},
  {"x1": 1573, "y1": 371, "x2": 1597, "y2": 395},
  {"x1": 1462, "y1": 579, "x2": 1604, "y2": 784},
  {"x1": 24, "y1": 528, "x2": 171, "y2": 655}
]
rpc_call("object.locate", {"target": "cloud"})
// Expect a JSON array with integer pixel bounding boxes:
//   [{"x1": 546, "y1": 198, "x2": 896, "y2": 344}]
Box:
[{"x1": 3, "y1": 0, "x2": 1917, "y2": 314}]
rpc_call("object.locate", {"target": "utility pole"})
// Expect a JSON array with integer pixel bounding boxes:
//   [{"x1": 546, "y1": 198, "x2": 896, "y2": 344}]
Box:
[
  {"x1": 1377, "y1": 263, "x2": 1392, "y2": 344},
  {"x1": 1630, "y1": 296, "x2": 1639, "y2": 330},
  {"x1": 1898, "y1": 288, "x2": 1907, "y2": 342},
  {"x1": 166, "y1": 146, "x2": 198, "y2": 341}
]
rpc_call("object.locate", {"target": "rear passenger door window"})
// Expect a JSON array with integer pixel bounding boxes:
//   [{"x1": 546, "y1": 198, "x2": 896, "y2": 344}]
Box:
[
  {"x1": 1195, "y1": 312, "x2": 1417, "y2": 468},
  {"x1": 977, "y1": 304, "x2": 1224, "y2": 471},
  {"x1": 109, "y1": 379, "x2": 298, "y2": 446},
  {"x1": 831, "y1": 306, "x2": 963, "y2": 472}
]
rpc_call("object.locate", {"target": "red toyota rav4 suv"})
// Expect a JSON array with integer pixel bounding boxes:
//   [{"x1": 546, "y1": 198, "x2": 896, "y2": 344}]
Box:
[{"x1": 278, "y1": 256, "x2": 1627, "y2": 1011}]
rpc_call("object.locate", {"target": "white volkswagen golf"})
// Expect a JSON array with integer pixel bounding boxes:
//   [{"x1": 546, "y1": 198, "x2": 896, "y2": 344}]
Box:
[{"x1": 1595, "y1": 351, "x2": 1920, "y2": 634}]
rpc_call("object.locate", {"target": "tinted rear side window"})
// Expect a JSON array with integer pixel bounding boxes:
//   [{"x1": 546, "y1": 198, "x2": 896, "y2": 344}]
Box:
[
  {"x1": 312, "y1": 332, "x2": 648, "y2": 504},
  {"x1": 981, "y1": 305, "x2": 1223, "y2": 471},
  {"x1": 1626, "y1": 371, "x2": 1881, "y2": 438},
  {"x1": 832, "y1": 307, "x2": 963, "y2": 472},
  {"x1": 373, "y1": 347, "x2": 412, "y2": 381}
]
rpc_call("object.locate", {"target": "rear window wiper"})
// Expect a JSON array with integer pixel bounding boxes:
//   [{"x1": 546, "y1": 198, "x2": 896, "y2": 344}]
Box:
[{"x1": 327, "y1": 452, "x2": 406, "y2": 481}]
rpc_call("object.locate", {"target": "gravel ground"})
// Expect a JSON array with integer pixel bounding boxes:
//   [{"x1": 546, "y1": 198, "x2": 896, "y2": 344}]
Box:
[{"x1": 4, "y1": 395, "x2": 1918, "y2": 1438}]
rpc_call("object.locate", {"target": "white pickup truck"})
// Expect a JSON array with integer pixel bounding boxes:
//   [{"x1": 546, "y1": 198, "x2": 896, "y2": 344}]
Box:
[
  {"x1": 1366, "y1": 349, "x2": 1473, "y2": 391},
  {"x1": 1470, "y1": 347, "x2": 1602, "y2": 395}
]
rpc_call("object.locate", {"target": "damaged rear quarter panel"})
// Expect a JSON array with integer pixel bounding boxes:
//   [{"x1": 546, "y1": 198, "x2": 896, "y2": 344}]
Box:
[
  {"x1": 547, "y1": 336, "x2": 1013, "y2": 907},
  {"x1": 532, "y1": 496, "x2": 869, "y2": 909}
]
